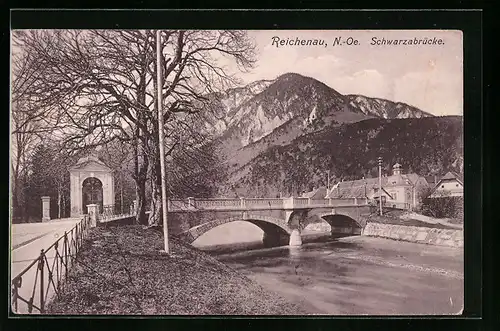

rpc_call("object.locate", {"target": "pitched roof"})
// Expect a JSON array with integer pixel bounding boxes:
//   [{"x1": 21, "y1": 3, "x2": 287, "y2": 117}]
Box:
[
  {"x1": 405, "y1": 173, "x2": 421, "y2": 185},
  {"x1": 337, "y1": 177, "x2": 382, "y2": 188},
  {"x1": 69, "y1": 155, "x2": 112, "y2": 172},
  {"x1": 327, "y1": 172, "x2": 426, "y2": 199},
  {"x1": 436, "y1": 171, "x2": 464, "y2": 186},
  {"x1": 301, "y1": 186, "x2": 328, "y2": 199},
  {"x1": 368, "y1": 187, "x2": 392, "y2": 199},
  {"x1": 425, "y1": 176, "x2": 438, "y2": 185},
  {"x1": 326, "y1": 185, "x2": 368, "y2": 199}
]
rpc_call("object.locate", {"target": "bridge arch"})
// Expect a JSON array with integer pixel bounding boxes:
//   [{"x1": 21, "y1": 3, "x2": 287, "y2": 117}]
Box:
[
  {"x1": 318, "y1": 213, "x2": 363, "y2": 227},
  {"x1": 177, "y1": 214, "x2": 292, "y2": 247},
  {"x1": 319, "y1": 213, "x2": 363, "y2": 236}
]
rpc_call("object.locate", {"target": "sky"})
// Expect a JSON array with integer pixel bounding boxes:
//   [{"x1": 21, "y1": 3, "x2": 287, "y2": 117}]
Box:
[{"x1": 225, "y1": 30, "x2": 463, "y2": 116}]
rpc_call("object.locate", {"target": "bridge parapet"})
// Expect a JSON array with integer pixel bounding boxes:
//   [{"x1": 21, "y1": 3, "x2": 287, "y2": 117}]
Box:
[
  {"x1": 167, "y1": 197, "x2": 364, "y2": 212},
  {"x1": 244, "y1": 198, "x2": 284, "y2": 208}
]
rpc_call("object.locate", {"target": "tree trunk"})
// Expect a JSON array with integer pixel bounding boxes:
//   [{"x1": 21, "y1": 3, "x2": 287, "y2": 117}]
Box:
[
  {"x1": 61, "y1": 193, "x2": 66, "y2": 218},
  {"x1": 12, "y1": 141, "x2": 22, "y2": 221},
  {"x1": 12, "y1": 173, "x2": 19, "y2": 222},
  {"x1": 134, "y1": 71, "x2": 149, "y2": 225},
  {"x1": 135, "y1": 161, "x2": 148, "y2": 225},
  {"x1": 133, "y1": 135, "x2": 148, "y2": 225},
  {"x1": 57, "y1": 184, "x2": 62, "y2": 219},
  {"x1": 136, "y1": 178, "x2": 147, "y2": 223}
]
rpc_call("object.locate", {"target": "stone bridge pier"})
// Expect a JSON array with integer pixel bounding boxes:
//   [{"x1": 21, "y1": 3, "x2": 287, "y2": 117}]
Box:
[
  {"x1": 284, "y1": 206, "x2": 368, "y2": 243},
  {"x1": 258, "y1": 222, "x2": 291, "y2": 247}
]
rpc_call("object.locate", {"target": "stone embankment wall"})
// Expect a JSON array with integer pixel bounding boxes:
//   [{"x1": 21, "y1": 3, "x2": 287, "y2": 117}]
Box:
[{"x1": 362, "y1": 222, "x2": 463, "y2": 248}]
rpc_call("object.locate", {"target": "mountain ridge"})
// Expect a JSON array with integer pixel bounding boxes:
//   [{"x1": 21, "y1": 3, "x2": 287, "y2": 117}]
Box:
[
  {"x1": 346, "y1": 94, "x2": 434, "y2": 119},
  {"x1": 207, "y1": 72, "x2": 434, "y2": 157},
  {"x1": 195, "y1": 73, "x2": 460, "y2": 198},
  {"x1": 220, "y1": 116, "x2": 463, "y2": 198}
]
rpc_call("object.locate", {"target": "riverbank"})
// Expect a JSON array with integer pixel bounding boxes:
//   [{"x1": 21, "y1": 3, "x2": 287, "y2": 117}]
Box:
[
  {"x1": 363, "y1": 222, "x2": 463, "y2": 248},
  {"x1": 366, "y1": 210, "x2": 461, "y2": 230},
  {"x1": 46, "y1": 225, "x2": 307, "y2": 315}
]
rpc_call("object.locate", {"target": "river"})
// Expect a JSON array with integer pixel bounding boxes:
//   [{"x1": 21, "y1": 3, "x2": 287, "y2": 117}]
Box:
[{"x1": 193, "y1": 221, "x2": 464, "y2": 315}]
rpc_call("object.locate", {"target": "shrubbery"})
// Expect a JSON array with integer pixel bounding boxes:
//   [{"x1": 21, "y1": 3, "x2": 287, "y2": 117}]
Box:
[{"x1": 418, "y1": 196, "x2": 463, "y2": 220}]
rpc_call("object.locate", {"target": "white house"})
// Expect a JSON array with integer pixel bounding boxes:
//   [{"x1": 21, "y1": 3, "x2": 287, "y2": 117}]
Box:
[
  {"x1": 325, "y1": 163, "x2": 429, "y2": 209},
  {"x1": 429, "y1": 171, "x2": 464, "y2": 198}
]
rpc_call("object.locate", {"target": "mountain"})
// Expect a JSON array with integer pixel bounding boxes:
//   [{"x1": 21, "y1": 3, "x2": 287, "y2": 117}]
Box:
[
  {"x1": 213, "y1": 73, "x2": 357, "y2": 154},
  {"x1": 209, "y1": 73, "x2": 433, "y2": 152},
  {"x1": 202, "y1": 79, "x2": 276, "y2": 136},
  {"x1": 191, "y1": 72, "x2": 458, "y2": 198},
  {"x1": 206, "y1": 73, "x2": 434, "y2": 171},
  {"x1": 220, "y1": 116, "x2": 463, "y2": 198},
  {"x1": 223, "y1": 108, "x2": 374, "y2": 171},
  {"x1": 346, "y1": 95, "x2": 433, "y2": 119},
  {"x1": 210, "y1": 73, "x2": 376, "y2": 163}
]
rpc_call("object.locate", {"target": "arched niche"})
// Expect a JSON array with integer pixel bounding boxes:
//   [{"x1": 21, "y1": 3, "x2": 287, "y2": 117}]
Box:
[
  {"x1": 82, "y1": 177, "x2": 103, "y2": 214},
  {"x1": 69, "y1": 155, "x2": 114, "y2": 217}
]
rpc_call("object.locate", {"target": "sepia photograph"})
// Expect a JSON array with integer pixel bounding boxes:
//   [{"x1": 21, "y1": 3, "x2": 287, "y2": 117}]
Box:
[{"x1": 10, "y1": 28, "x2": 464, "y2": 316}]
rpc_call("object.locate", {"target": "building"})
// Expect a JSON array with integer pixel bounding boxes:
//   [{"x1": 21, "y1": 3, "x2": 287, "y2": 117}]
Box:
[
  {"x1": 69, "y1": 155, "x2": 115, "y2": 216},
  {"x1": 367, "y1": 187, "x2": 392, "y2": 204},
  {"x1": 429, "y1": 171, "x2": 463, "y2": 198},
  {"x1": 425, "y1": 175, "x2": 439, "y2": 187},
  {"x1": 325, "y1": 163, "x2": 429, "y2": 209},
  {"x1": 300, "y1": 186, "x2": 328, "y2": 199}
]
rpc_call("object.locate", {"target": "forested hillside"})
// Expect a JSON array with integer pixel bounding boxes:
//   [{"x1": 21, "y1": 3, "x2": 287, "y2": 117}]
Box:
[{"x1": 222, "y1": 116, "x2": 463, "y2": 198}]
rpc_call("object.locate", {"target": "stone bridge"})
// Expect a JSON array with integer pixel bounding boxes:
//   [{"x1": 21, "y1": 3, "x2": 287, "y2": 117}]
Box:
[{"x1": 168, "y1": 197, "x2": 371, "y2": 247}]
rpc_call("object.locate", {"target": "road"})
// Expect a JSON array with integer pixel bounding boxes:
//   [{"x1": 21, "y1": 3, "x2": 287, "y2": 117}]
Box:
[{"x1": 10, "y1": 218, "x2": 81, "y2": 314}]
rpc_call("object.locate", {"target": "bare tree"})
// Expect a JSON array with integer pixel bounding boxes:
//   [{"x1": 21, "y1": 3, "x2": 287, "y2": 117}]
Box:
[
  {"x1": 11, "y1": 48, "x2": 47, "y2": 221},
  {"x1": 98, "y1": 139, "x2": 136, "y2": 214},
  {"x1": 12, "y1": 29, "x2": 256, "y2": 226}
]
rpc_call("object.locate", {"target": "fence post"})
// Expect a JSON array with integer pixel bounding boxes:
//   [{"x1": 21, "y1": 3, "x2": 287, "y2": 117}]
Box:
[
  {"x1": 54, "y1": 240, "x2": 59, "y2": 290},
  {"x1": 39, "y1": 249, "x2": 45, "y2": 313},
  {"x1": 12, "y1": 281, "x2": 18, "y2": 313},
  {"x1": 133, "y1": 200, "x2": 138, "y2": 214},
  {"x1": 75, "y1": 226, "x2": 79, "y2": 255},
  {"x1": 87, "y1": 204, "x2": 98, "y2": 227},
  {"x1": 240, "y1": 197, "x2": 246, "y2": 208},
  {"x1": 41, "y1": 196, "x2": 51, "y2": 222},
  {"x1": 187, "y1": 197, "x2": 195, "y2": 210},
  {"x1": 78, "y1": 222, "x2": 82, "y2": 247},
  {"x1": 64, "y1": 231, "x2": 68, "y2": 279}
]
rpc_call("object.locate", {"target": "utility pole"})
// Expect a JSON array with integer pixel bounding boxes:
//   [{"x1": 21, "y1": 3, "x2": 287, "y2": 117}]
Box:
[
  {"x1": 120, "y1": 166, "x2": 124, "y2": 215},
  {"x1": 156, "y1": 30, "x2": 170, "y2": 254},
  {"x1": 378, "y1": 156, "x2": 383, "y2": 216}
]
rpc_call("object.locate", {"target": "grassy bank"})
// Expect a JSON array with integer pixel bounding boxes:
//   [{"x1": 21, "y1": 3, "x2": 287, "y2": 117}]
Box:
[
  {"x1": 366, "y1": 210, "x2": 458, "y2": 230},
  {"x1": 47, "y1": 225, "x2": 307, "y2": 315}
]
